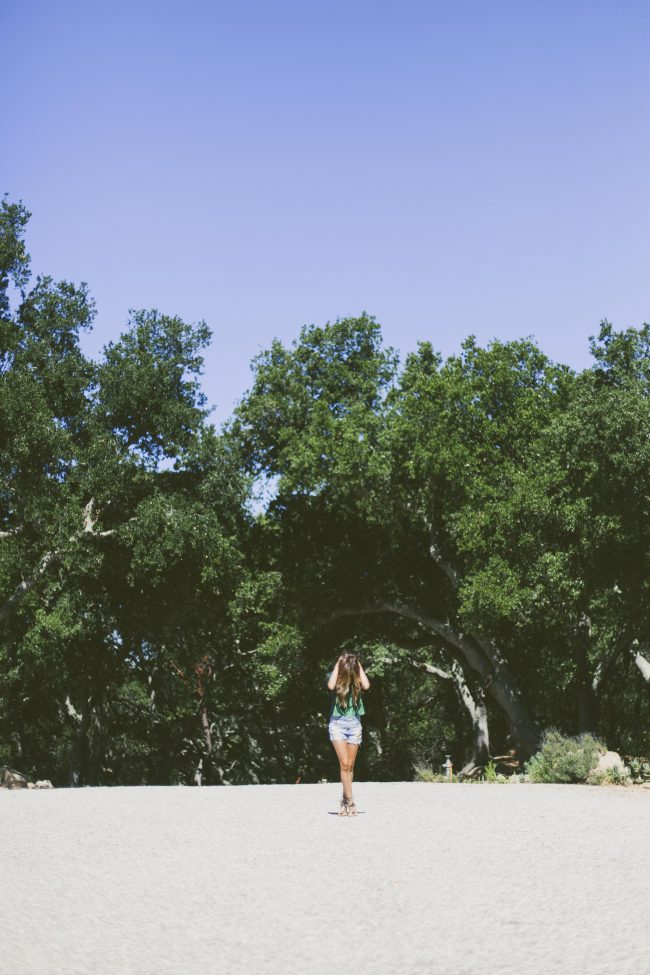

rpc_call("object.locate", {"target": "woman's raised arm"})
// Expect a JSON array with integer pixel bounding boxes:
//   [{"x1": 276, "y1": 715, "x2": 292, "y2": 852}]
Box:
[
  {"x1": 358, "y1": 662, "x2": 370, "y2": 691},
  {"x1": 327, "y1": 661, "x2": 340, "y2": 690}
]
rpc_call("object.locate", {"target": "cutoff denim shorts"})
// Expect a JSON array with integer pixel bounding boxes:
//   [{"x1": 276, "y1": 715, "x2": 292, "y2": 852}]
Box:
[{"x1": 328, "y1": 715, "x2": 363, "y2": 746}]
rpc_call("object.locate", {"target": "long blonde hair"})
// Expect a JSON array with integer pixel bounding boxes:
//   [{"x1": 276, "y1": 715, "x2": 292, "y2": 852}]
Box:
[{"x1": 335, "y1": 652, "x2": 362, "y2": 712}]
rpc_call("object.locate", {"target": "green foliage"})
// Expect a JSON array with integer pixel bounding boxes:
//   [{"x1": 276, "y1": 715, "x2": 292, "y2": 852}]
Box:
[
  {"x1": 232, "y1": 314, "x2": 397, "y2": 505},
  {"x1": 413, "y1": 766, "x2": 459, "y2": 783},
  {"x1": 526, "y1": 731, "x2": 606, "y2": 784},
  {"x1": 603, "y1": 764, "x2": 631, "y2": 786},
  {"x1": 484, "y1": 760, "x2": 497, "y2": 783},
  {"x1": 628, "y1": 758, "x2": 650, "y2": 782},
  {"x1": 0, "y1": 196, "x2": 31, "y2": 314},
  {"x1": 0, "y1": 200, "x2": 254, "y2": 786},
  {"x1": 97, "y1": 309, "x2": 211, "y2": 463},
  {"x1": 2, "y1": 198, "x2": 650, "y2": 788},
  {"x1": 413, "y1": 766, "x2": 446, "y2": 782}
]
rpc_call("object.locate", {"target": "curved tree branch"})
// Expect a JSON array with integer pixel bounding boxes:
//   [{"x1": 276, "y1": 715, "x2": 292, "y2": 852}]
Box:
[
  {"x1": 379, "y1": 650, "x2": 490, "y2": 774},
  {"x1": 422, "y1": 513, "x2": 461, "y2": 591},
  {"x1": 319, "y1": 600, "x2": 540, "y2": 756},
  {"x1": 0, "y1": 498, "x2": 115, "y2": 623},
  {"x1": 631, "y1": 641, "x2": 650, "y2": 683}
]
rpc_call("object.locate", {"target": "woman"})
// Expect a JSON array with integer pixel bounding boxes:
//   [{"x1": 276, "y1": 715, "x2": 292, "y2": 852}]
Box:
[{"x1": 327, "y1": 652, "x2": 370, "y2": 816}]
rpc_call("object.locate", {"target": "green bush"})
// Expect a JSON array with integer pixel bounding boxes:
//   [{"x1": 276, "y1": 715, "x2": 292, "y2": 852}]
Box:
[
  {"x1": 484, "y1": 760, "x2": 497, "y2": 783},
  {"x1": 526, "y1": 730, "x2": 607, "y2": 784},
  {"x1": 586, "y1": 764, "x2": 631, "y2": 786},
  {"x1": 628, "y1": 758, "x2": 650, "y2": 782},
  {"x1": 585, "y1": 770, "x2": 606, "y2": 786},
  {"x1": 413, "y1": 765, "x2": 459, "y2": 783},
  {"x1": 604, "y1": 764, "x2": 630, "y2": 785}
]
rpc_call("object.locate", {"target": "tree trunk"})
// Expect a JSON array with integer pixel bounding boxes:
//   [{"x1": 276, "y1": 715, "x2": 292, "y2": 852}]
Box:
[
  {"x1": 149, "y1": 664, "x2": 157, "y2": 714},
  {"x1": 576, "y1": 641, "x2": 599, "y2": 733},
  {"x1": 470, "y1": 634, "x2": 540, "y2": 757},
  {"x1": 11, "y1": 732, "x2": 23, "y2": 761},
  {"x1": 86, "y1": 701, "x2": 104, "y2": 786},
  {"x1": 326, "y1": 604, "x2": 541, "y2": 758},
  {"x1": 460, "y1": 683, "x2": 490, "y2": 775},
  {"x1": 421, "y1": 514, "x2": 540, "y2": 755},
  {"x1": 631, "y1": 642, "x2": 650, "y2": 683},
  {"x1": 413, "y1": 657, "x2": 490, "y2": 774},
  {"x1": 199, "y1": 704, "x2": 213, "y2": 785},
  {"x1": 66, "y1": 694, "x2": 92, "y2": 788}
]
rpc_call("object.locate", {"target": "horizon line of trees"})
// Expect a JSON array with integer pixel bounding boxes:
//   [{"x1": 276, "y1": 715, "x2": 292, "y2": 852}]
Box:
[{"x1": 1, "y1": 196, "x2": 649, "y2": 786}]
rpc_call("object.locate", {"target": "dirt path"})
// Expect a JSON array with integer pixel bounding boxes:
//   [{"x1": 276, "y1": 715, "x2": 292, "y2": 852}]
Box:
[{"x1": 2, "y1": 782, "x2": 648, "y2": 975}]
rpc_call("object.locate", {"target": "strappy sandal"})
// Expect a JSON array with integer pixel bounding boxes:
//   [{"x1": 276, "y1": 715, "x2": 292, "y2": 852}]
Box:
[
  {"x1": 339, "y1": 796, "x2": 350, "y2": 816},
  {"x1": 347, "y1": 798, "x2": 357, "y2": 817}
]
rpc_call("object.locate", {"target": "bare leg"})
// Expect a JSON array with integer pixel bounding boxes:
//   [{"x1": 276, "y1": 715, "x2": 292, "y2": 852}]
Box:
[
  {"x1": 346, "y1": 743, "x2": 359, "y2": 814},
  {"x1": 332, "y1": 739, "x2": 353, "y2": 806},
  {"x1": 347, "y1": 742, "x2": 359, "y2": 789}
]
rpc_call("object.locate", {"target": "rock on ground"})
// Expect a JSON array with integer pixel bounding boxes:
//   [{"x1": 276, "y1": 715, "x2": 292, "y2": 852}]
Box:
[
  {"x1": 2, "y1": 782, "x2": 649, "y2": 975},
  {"x1": 0, "y1": 765, "x2": 29, "y2": 788},
  {"x1": 593, "y1": 750, "x2": 625, "y2": 774}
]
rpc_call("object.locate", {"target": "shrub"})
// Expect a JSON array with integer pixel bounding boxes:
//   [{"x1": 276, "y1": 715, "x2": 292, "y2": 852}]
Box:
[
  {"x1": 585, "y1": 770, "x2": 606, "y2": 786},
  {"x1": 413, "y1": 766, "x2": 442, "y2": 782},
  {"x1": 413, "y1": 765, "x2": 459, "y2": 783},
  {"x1": 604, "y1": 764, "x2": 631, "y2": 785},
  {"x1": 526, "y1": 730, "x2": 607, "y2": 784},
  {"x1": 628, "y1": 758, "x2": 650, "y2": 782},
  {"x1": 484, "y1": 760, "x2": 497, "y2": 783},
  {"x1": 586, "y1": 764, "x2": 631, "y2": 786}
]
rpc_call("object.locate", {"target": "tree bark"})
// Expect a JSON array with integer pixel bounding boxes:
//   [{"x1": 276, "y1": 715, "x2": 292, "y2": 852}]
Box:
[
  {"x1": 0, "y1": 548, "x2": 60, "y2": 622},
  {"x1": 412, "y1": 658, "x2": 490, "y2": 773},
  {"x1": 86, "y1": 698, "x2": 104, "y2": 786},
  {"x1": 419, "y1": 510, "x2": 539, "y2": 755},
  {"x1": 576, "y1": 637, "x2": 599, "y2": 733},
  {"x1": 199, "y1": 704, "x2": 213, "y2": 785},
  {"x1": 0, "y1": 499, "x2": 114, "y2": 624},
  {"x1": 66, "y1": 694, "x2": 92, "y2": 788},
  {"x1": 469, "y1": 633, "x2": 540, "y2": 756},
  {"x1": 465, "y1": 685, "x2": 490, "y2": 774},
  {"x1": 631, "y1": 642, "x2": 650, "y2": 683}
]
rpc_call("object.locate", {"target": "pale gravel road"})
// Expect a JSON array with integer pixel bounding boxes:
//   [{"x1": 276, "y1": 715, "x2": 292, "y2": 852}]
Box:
[{"x1": 2, "y1": 782, "x2": 649, "y2": 975}]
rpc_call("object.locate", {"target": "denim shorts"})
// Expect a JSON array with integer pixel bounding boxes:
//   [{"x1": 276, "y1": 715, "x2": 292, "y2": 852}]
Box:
[{"x1": 328, "y1": 715, "x2": 363, "y2": 746}]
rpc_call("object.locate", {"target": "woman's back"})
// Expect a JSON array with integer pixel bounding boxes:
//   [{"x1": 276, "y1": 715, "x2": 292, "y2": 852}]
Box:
[{"x1": 326, "y1": 672, "x2": 365, "y2": 717}]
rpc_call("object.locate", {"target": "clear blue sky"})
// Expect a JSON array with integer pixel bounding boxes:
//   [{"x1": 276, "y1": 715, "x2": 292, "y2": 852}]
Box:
[{"x1": 4, "y1": 1, "x2": 650, "y2": 423}]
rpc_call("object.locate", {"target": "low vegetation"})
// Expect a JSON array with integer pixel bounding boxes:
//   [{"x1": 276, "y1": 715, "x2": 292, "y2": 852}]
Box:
[
  {"x1": 525, "y1": 731, "x2": 606, "y2": 784},
  {"x1": 415, "y1": 733, "x2": 650, "y2": 786}
]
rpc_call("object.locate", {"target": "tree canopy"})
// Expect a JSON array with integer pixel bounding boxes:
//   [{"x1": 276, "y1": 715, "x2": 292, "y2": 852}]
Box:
[{"x1": 1, "y1": 198, "x2": 648, "y2": 785}]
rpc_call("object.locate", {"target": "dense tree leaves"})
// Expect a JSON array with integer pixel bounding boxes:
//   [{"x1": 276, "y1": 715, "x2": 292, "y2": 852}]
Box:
[
  {"x1": 1, "y1": 199, "x2": 648, "y2": 785},
  {"x1": 235, "y1": 318, "x2": 650, "y2": 764},
  {"x1": 96, "y1": 309, "x2": 211, "y2": 462},
  {"x1": 0, "y1": 201, "x2": 264, "y2": 785}
]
